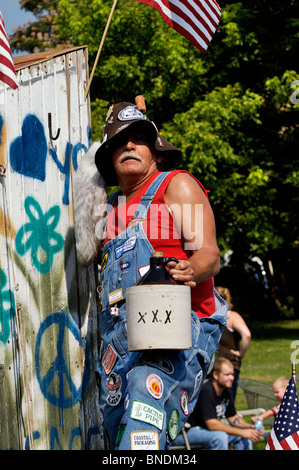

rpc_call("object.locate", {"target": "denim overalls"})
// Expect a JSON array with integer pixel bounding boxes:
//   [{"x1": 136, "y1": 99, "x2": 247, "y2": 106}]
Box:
[{"x1": 96, "y1": 172, "x2": 227, "y2": 450}]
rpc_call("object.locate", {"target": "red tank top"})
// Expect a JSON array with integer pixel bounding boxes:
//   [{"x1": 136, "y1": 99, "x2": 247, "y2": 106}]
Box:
[{"x1": 105, "y1": 171, "x2": 216, "y2": 318}]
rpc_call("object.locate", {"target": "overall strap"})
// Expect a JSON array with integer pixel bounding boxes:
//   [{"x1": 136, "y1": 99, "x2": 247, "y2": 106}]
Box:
[
  {"x1": 107, "y1": 190, "x2": 121, "y2": 206},
  {"x1": 102, "y1": 190, "x2": 121, "y2": 234},
  {"x1": 132, "y1": 172, "x2": 170, "y2": 221}
]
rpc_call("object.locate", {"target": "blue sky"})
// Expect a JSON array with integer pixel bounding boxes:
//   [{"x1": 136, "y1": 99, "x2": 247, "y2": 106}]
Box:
[
  {"x1": 1, "y1": 0, "x2": 35, "y2": 36},
  {"x1": 1, "y1": 0, "x2": 36, "y2": 56}
]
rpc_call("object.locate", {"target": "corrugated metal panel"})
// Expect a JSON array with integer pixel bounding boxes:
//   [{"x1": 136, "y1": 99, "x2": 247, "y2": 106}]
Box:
[{"x1": 0, "y1": 47, "x2": 103, "y2": 450}]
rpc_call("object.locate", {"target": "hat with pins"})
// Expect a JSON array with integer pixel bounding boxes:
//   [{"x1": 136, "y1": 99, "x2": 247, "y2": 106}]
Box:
[{"x1": 94, "y1": 95, "x2": 181, "y2": 185}]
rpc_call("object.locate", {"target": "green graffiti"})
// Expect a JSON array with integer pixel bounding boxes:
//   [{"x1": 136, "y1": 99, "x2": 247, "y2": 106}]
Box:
[
  {"x1": 15, "y1": 197, "x2": 64, "y2": 274},
  {"x1": 0, "y1": 268, "x2": 16, "y2": 344}
]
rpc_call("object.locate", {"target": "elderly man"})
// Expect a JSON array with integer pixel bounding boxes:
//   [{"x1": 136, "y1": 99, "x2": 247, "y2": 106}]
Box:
[{"x1": 94, "y1": 96, "x2": 227, "y2": 450}]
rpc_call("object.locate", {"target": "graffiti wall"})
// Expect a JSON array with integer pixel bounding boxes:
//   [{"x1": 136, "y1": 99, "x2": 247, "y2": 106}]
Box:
[{"x1": 0, "y1": 47, "x2": 103, "y2": 449}]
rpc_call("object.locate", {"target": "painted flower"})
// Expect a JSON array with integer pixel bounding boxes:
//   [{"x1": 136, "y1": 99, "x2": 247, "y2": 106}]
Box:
[{"x1": 15, "y1": 197, "x2": 64, "y2": 274}]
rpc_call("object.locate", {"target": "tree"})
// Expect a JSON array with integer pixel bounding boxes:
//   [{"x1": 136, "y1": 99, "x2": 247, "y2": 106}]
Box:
[{"x1": 10, "y1": 0, "x2": 71, "y2": 52}]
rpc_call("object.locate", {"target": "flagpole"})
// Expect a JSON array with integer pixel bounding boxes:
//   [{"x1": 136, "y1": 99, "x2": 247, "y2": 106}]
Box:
[
  {"x1": 84, "y1": 0, "x2": 118, "y2": 101},
  {"x1": 292, "y1": 362, "x2": 296, "y2": 383}
]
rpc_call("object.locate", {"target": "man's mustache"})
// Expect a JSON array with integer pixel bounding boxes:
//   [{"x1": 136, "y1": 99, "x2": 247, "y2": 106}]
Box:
[{"x1": 119, "y1": 151, "x2": 142, "y2": 163}]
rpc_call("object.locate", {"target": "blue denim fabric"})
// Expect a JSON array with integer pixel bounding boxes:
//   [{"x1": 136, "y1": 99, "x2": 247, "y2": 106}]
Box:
[
  {"x1": 173, "y1": 426, "x2": 253, "y2": 450},
  {"x1": 96, "y1": 172, "x2": 227, "y2": 450}
]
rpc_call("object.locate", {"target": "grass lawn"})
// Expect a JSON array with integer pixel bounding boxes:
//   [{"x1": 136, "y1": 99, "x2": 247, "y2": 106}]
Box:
[{"x1": 234, "y1": 319, "x2": 299, "y2": 450}]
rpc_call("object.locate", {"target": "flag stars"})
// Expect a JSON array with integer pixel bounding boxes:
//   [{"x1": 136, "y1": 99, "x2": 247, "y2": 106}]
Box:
[{"x1": 266, "y1": 377, "x2": 299, "y2": 449}]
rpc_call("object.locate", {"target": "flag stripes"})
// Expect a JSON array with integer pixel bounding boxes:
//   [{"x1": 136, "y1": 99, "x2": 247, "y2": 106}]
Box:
[
  {"x1": 0, "y1": 10, "x2": 18, "y2": 90},
  {"x1": 136, "y1": 0, "x2": 221, "y2": 53},
  {"x1": 266, "y1": 377, "x2": 299, "y2": 451},
  {"x1": 268, "y1": 431, "x2": 299, "y2": 450}
]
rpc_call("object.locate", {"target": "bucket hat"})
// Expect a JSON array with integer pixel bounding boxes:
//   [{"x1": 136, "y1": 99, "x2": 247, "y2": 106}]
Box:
[{"x1": 94, "y1": 96, "x2": 181, "y2": 186}]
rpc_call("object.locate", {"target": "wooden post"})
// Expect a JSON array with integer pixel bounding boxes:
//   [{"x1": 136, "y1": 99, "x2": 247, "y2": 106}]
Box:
[{"x1": 84, "y1": 0, "x2": 118, "y2": 101}]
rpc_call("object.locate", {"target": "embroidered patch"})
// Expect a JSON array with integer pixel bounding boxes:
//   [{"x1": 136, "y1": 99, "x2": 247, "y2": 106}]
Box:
[
  {"x1": 131, "y1": 431, "x2": 159, "y2": 450},
  {"x1": 207, "y1": 351, "x2": 216, "y2": 375},
  {"x1": 138, "y1": 264, "x2": 149, "y2": 277},
  {"x1": 108, "y1": 288, "x2": 124, "y2": 305},
  {"x1": 142, "y1": 356, "x2": 174, "y2": 375},
  {"x1": 190, "y1": 370, "x2": 203, "y2": 400},
  {"x1": 115, "y1": 236, "x2": 136, "y2": 260},
  {"x1": 118, "y1": 106, "x2": 147, "y2": 122},
  {"x1": 120, "y1": 262, "x2": 130, "y2": 270},
  {"x1": 106, "y1": 372, "x2": 122, "y2": 406},
  {"x1": 180, "y1": 390, "x2": 189, "y2": 416},
  {"x1": 101, "y1": 252, "x2": 108, "y2": 272},
  {"x1": 102, "y1": 344, "x2": 117, "y2": 375},
  {"x1": 130, "y1": 401, "x2": 164, "y2": 431},
  {"x1": 146, "y1": 374, "x2": 164, "y2": 399},
  {"x1": 115, "y1": 423, "x2": 126, "y2": 446},
  {"x1": 168, "y1": 409, "x2": 180, "y2": 441}
]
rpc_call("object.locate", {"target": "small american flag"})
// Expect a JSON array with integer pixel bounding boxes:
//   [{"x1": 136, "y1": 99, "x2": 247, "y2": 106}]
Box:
[
  {"x1": 266, "y1": 377, "x2": 299, "y2": 450},
  {"x1": 0, "y1": 10, "x2": 18, "y2": 90},
  {"x1": 136, "y1": 0, "x2": 221, "y2": 53}
]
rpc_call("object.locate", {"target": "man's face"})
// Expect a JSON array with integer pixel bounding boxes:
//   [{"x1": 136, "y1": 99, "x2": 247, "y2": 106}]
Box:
[
  {"x1": 215, "y1": 364, "x2": 235, "y2": 389},
  {"x1": 111, "y1": 131, "x2": 160, "y2": 183}
]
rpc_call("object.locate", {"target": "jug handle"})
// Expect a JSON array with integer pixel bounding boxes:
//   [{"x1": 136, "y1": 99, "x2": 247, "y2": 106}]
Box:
[{"x1": 163, "y1": 257, "x2": 179, "y2": 268}]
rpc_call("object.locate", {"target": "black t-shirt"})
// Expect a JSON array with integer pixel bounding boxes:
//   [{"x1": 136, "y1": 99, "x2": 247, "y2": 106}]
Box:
[{"x1": 188, "y1": 380, "x2": 236, "y2": 428}]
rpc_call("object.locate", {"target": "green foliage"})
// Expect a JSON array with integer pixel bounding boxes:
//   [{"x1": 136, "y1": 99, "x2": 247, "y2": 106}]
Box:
[
  {"x1": 10, "y1": 0, "x2": 70, "y2": 52},
  {"x1": 55, "y1": 0, "x2": 211, "y2": 125}
]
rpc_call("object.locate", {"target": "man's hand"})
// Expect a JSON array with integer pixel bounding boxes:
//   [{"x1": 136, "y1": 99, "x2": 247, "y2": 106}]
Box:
[
  {"x1": 166, "y1": 259, "x2": 196, "y2": 287},
  {"x1": 206, "y1": 417, "x2": 262, "y2": 444},
  {"x1": 240, "y1": 428, "x2": 262, "y2": 443}
]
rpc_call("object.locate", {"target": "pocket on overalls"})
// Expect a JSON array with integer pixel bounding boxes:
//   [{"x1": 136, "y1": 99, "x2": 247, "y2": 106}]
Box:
[
  {"x1": 111, "y1": 319, "x2": 139, "y2": 375},
  {"x1": 104, "y1": 251, "x2": 137, "y2": 303},
  {"x1": 196, "y1": 317, "x2": 223, "y2": 374},
  {"x1": 196, "y1": 289, "x2": 228, "y2": 373}
]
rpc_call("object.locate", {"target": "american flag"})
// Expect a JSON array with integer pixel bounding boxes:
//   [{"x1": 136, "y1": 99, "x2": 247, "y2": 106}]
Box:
[
  {"x1": 266, "y1": 377, "x2": 299, "y2": 450},
  {"x1": 136, "y1": 0, "x2": 221, "y2": 53},
  {"x1": 0, "y1": 10, "x2": 18, "y2": 90}
]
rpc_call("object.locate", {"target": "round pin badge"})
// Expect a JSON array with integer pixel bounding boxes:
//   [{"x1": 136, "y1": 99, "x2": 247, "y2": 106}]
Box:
[
  {"x1": 146, "y1": 374, "x2": 164, "y2": 399},
  {"x1": 106, "y1": 372, "x2": 122, "y2": 406},
  {"x1": 207, "y1": 351, "x2": 216, "y2": 375},
  {"x1": 180, "y1": 390, "x2": 189, "y2": 416},
  {"x1": 118, "y1": 106, "x2": 146, "y2": 121},
  {"x1": 168, "y1": 409, "x2": 180, "y2": 441}
]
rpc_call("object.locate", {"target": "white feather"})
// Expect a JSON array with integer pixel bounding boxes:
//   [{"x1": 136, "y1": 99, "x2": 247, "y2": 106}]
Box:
[{"x1": 73, "y1": 142, "x2": 107, "y2": 265}]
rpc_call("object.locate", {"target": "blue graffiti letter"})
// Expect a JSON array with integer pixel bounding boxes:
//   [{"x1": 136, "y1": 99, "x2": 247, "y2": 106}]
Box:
[{"x1": 50, "y1": 142, "x2": 87, "y2": 205}]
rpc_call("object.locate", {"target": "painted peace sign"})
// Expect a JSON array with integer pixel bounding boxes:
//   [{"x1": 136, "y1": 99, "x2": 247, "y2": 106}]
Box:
[{"x1": 35, "y1": 312, "x2": 88, "y2": 409}]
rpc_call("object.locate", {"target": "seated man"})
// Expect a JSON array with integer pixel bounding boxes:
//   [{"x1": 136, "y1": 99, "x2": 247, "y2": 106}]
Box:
[{"x1": 173, "y1": 358, "x2": 261, "y2": 450}]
